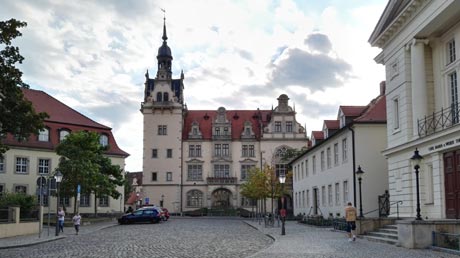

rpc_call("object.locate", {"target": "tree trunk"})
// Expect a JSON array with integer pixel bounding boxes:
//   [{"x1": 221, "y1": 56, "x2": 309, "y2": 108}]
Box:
[{"x1": 94, "y1": 194, "x2": 98, "y2": 217}]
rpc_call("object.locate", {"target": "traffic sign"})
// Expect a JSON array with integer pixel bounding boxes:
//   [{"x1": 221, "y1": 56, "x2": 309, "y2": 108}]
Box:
[{"x1": 36, "y1": 176, "x2": 46, "y2": 187}]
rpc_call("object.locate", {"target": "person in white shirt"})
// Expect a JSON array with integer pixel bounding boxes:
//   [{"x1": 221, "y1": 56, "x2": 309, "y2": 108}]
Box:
[{"x1": 72, "y1": 213, "x2": 82, "y2": 235}]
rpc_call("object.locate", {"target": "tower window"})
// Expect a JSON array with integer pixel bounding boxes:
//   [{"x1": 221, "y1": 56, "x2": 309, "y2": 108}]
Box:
[
  {"x1": 163, "y1": 92, "x2": 169, "y2": 102},
  {"x1": 156, "y1": 92, "x2": 163, "y2": 102}
]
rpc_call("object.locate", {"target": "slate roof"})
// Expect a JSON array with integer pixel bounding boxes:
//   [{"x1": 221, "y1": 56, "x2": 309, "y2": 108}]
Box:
[{"x1": 2, "y1": 88, "x2": 129, "y2": 157}]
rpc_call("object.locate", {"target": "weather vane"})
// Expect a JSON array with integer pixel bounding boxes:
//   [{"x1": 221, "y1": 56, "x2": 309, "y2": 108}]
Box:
[{"x1": 161, "y1": 8, "x2": 166, "y2": 19}]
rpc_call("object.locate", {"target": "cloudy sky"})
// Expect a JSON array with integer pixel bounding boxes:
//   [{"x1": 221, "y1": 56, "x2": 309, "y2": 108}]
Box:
[{"x1": 1, "y1": 0, "x2": 387, "y2": 172}]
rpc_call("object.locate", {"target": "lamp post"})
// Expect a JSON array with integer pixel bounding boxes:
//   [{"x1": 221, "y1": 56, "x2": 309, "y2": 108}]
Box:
[
  {"x1": 160, "y1": 194, "x2": 164, "y2": 207},
  {"x1": 356, "y1": 166, "x2": 365, "y2": 218},
  {"x1": 54, "y1": 170, "x2": 63, "y2": 236},
  {"x1": 410, "y1": 148, "x2": 424, "y2": 220},
  {"x1": 279, "y1": 173, "x2": 286, "y2": 236}
]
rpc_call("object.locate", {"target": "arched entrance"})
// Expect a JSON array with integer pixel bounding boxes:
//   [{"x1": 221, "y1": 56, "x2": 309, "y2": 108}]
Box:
[{"x1": 211, "y1": 188, "x2": 232, "y2": 208}]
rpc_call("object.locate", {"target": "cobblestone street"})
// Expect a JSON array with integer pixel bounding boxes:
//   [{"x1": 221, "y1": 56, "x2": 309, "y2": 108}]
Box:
[{"x1": 1, "y1": 218, "x2": 459, "y2": 258}]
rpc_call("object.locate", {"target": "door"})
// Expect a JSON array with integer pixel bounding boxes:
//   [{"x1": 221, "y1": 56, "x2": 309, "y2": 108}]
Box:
[{"x1": 444, "y1": 150, "x2": 460, "y2": 219}]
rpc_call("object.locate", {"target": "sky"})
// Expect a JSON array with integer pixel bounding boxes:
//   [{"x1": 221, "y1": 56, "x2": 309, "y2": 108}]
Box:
[{"x1": 1, "y1": 0, "x2": 388, "y2": 172}]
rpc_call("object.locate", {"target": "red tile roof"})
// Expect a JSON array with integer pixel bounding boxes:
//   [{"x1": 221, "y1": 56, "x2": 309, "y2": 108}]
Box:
[
  {"x1": 183, "y1": 109, "x2": 272, "y2": 140},
  {"x1": 324, "y1": 120, "x2": 339, "y2": 129},
  {"x1": 339, "y1": 106, "x2": 367, "y2": 117},
  {"x1": 311, "y1": 131, "x2": 324, "y2": 140},
  {"x1": 3, "y1": 88, "x2": 129, "y2": 157},
  {"x1": 354, "y1": 95, "x2": 387, "y2": 123}
]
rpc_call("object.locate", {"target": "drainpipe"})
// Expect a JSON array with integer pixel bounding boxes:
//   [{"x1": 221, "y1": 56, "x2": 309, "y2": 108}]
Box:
[
  {"x1": 349, "y1": 126, "x2": 357, "y2": 207},
  {"x1": 180, "y1": 110, "x2": 184, "y2": 215}
]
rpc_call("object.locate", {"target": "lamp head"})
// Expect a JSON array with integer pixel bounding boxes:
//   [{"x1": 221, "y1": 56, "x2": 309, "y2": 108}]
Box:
[
  {"x1": 54, "y1": 170, "x2": 63, "y2": 183},
  {"x1": 279, "y1": 173, "x2": 286, "y2": 184},
  {"x1": 356, "y1": 166, "x2": 364, "y2": 178},
  {"x1": 410, "y1": 148, "x2": 423, "y2": 169}
]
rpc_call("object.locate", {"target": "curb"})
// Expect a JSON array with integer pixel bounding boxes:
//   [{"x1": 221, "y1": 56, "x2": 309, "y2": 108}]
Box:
[{"x1": 0, "y1": 236, "x2": 66, "y2": 250}]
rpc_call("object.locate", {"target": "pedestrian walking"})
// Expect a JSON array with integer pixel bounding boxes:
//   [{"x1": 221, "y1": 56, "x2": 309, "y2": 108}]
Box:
[
  {"x1": 72, "y1": 213, "x2": 82, "y2": 235},
  {"x1": 344, "y1": 202, "x2": 357, "y2": 242},
  {"x1": 58, "y1": 207, "x2": 65, "y2": 233}
]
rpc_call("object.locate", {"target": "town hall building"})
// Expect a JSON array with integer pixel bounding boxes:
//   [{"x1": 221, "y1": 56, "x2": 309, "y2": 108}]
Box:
[{"x1": 140, "y1": 19, "x2": 308, "y2": 214}]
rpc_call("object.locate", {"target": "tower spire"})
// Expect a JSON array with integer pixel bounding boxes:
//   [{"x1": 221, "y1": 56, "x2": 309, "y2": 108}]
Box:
[{"x1": 161, "y1": 9, "x2": 167, "y2": 41}]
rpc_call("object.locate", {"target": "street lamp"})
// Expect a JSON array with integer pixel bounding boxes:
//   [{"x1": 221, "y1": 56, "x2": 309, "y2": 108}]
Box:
[
  {"x1": 356, "y1": 166, "x2": 365, "y2": 218},
  {"x1": 160, "y1": 194, "x2": 165, "y2": 207},
  {"x1": 279, "y1": 173, "x2": 286, "y2": 236},
  {"x1": 54, "y1": 170, "x2": 63, "y2": 236},
  {"x1": 410, "y1": 148, "x2": 423, "y2": 220}
]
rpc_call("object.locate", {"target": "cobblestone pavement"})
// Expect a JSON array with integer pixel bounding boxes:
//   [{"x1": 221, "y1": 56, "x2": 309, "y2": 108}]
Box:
[
  {"x1": 0, "y1": 218, "x2": 272, "y2": 258},
  {"x1": 246, "y1": 220, "x2": 459, "y2": 258},
  {"x1": 1, "y1": 218, "x2": 459, "y2": 258}
]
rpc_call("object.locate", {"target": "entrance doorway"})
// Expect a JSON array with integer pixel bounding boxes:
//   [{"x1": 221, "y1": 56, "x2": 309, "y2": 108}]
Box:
[
  {"x1": 211, "y1": 188, "x2": 232, "y2": 208},
  {"x1": 444, "y1": 150, "x2": 460, "y2": 219}
]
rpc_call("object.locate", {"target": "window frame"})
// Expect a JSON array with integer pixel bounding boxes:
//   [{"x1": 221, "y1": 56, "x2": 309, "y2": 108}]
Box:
[
  {"x1": 166, "y1": 172, "x2": 172, "y2": 181},
  {"x1": 37, "y1": 158, "x2": 51, "y2": 175},
  {"x1": 38, "y1": 128, "x2": 50, "y2": 142},
  {"x1": 187, "y1": 164, "x2": 203, "y2": 181},
  {"x1": 151, "y1": 172, "x2": 158, "y2": 182},
  {"x1": 15, "y1": 156, "x2": 29, "y2": 174}
]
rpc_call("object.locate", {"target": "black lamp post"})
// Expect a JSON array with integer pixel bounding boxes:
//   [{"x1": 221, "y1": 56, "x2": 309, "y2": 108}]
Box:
[
  {"x1": 356, "y1": 166, "x2": 365, "y2": 218},
  {"x1": 54, "y1": 170, "x2": 63, "y2": 236},
  {"x1": 279, "y1": 173, "x2": 286, "y2": 236},
  {"x1": 160, "y1": 194, "x2": 164, "y2": 207},
  {"x1": 410, "y1": 148, "x2": 423, "y2": 220}
]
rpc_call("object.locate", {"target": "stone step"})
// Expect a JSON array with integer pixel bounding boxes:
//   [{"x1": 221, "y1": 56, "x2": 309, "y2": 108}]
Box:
[
  {"x1": 382, "y1": 225, "x2": 397, "y2": 230},
  {"x1": 367, "y1": 231, "x2": 398, "y2": 240},
  {"x1": 378, "y1": 228, "x2": 397, "y2": 234},
  {"x1": 359, "y1": 235, "x2": 398, "y2": 245}
]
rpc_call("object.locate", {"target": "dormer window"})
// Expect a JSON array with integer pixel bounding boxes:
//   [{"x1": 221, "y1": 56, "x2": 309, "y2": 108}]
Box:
[
  {"x1": 245, "y1": 128, "x2": 250, "y2": 135},
  {"x1": 99, "y1": 134, "x2": 108, "y2": 147},
  {"x1": 156, "y1": 92, "x2": 162, "y2": 102},
  {"x1": 214, "y1": 127, "x2": 220, "y2": 136},
  {"x1": 323, "y1": 129, "x2": 328, "y2": 138},
  {"x1": 223, "y1": 127, "x2": 229, "y2": 135},
  {"x1": 59, "y1": 130, "x2": 70, "y2": 142},
  {"x1": 192, "y1": 128, "x2": 198, "y2": 135},
  {"x1": 38, "y1": 128, "x2": 49, "y2": 142}
]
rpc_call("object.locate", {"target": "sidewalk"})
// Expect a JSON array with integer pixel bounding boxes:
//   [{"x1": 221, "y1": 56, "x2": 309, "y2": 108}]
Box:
[{"x1": 0, "y1": 220, "x2": 118, "y2": 249}]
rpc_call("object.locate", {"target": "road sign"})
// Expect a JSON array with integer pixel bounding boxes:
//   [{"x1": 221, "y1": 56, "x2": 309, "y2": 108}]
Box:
[
  {"x1": 37, "y1": 176, "x2": 46, "y2": 187},
  {"x1": 145, "y1": 197, "x2": 149, "y2": 205},
  {"x1": 280, "y1": 209, "x2": 286, "y2": 218}
]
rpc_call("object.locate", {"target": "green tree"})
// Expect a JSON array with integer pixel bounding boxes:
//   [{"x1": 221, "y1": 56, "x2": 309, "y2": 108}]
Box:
[
  {"x1": 0, "y1": 19, "x2": 48, "y2": 155},
  {"x1": 56, "y1": 131, "x2": 125, "y2": 215}
]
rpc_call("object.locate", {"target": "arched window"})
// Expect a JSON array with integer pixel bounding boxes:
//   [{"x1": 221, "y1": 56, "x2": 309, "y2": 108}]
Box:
[
  {"x1": 38, "y1": 128, "x2": 49, "y2": 142},
  {"x1": 99, "y1": 134, "x2": 109, "y2": 147},
  {"x1": 163, "y1": 92, "x2": 169, "y2": 102},
  {"x1": 59, "y1": 130, "x2": 70, "y2": 142},
  {"x1": 186, "y1": 190, "x2": 203, "y2": 207},
  {"x1": 156, "y1": 92, "x2": 162, "y2": 102}
]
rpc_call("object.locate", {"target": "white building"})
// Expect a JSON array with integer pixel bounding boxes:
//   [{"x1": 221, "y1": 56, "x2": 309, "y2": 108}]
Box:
[
  {"x1": 140, "y1": 19, "x2": 308, "y2": 214},
  {"x1": 370, "y1": 0, "x2": 460, "y2": 219},
  {"x1": 292, "y1": 84, "x2": 388, "y2": 218}
]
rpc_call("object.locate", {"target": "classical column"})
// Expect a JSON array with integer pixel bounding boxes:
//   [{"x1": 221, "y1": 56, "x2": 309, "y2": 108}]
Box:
[{"x1": 409, "y1": 38, "x2": 429, "y2": 137}]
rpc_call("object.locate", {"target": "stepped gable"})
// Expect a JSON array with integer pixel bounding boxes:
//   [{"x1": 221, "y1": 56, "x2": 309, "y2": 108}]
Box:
[{"x1": 183, "y1": 109, "x2": 272, "y2": 140}]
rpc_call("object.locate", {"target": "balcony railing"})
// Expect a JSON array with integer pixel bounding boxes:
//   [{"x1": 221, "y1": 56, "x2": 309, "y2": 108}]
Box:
[
  {"x1": 206, "y1": 177, "x2": 237, "y2": 185},
  {"x1": 418, "y1": 102, "x2": 460, "y2": 137},
  {"x1": 212, "y1": 135, "x2": 232, "y2": 140}
]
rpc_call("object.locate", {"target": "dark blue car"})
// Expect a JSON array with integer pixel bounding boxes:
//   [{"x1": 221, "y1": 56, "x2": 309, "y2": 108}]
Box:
[{"x1": 118, "y1": 208, "x2": 161, "y2": 224}]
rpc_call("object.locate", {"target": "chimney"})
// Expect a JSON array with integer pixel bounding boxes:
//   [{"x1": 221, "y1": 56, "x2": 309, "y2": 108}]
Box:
[{"x1": 380, "y1": 81, "x2": 386, "y2": 96}]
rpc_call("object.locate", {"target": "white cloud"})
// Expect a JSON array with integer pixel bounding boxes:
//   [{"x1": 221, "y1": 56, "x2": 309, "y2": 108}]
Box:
[{"x1": 1, "y1": 0, "x2": 387, "y2": 171}]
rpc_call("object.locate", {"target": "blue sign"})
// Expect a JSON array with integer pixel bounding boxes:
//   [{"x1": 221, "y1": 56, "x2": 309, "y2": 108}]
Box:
[
  {"x1": 77, "y1": 184, "x2": 81, "y2": 193},
  {"x1": 145, "y1": 197, "x2": 149, "y2": 204}
]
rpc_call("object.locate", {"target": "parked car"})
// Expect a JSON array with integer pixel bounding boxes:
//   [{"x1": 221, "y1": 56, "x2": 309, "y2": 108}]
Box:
[
  {"x1": 161, "y1": 208, "x2": 170, "y2": 221},
  {"x1": 118, "y1": 208, "x2": 161, "y2": 224}
]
